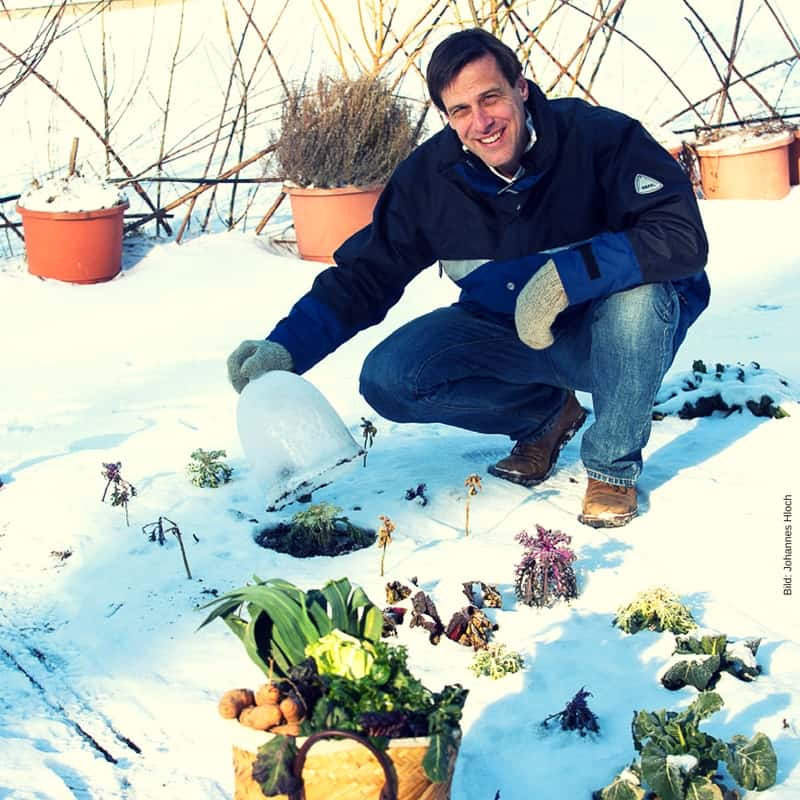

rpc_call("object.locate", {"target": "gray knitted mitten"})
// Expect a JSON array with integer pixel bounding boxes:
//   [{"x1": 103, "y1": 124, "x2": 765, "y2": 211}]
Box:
[
  {"x1": 514, "y1": 259, "x2": 568, "y2": 350},
  {"x1": 227, "y1": 339, "x2": 294, "y2": 393}
]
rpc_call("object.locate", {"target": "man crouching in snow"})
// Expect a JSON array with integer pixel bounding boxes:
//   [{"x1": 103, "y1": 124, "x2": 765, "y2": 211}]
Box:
[{"x1": 227, "y1": 28, "x2": 709, "y2": 528}]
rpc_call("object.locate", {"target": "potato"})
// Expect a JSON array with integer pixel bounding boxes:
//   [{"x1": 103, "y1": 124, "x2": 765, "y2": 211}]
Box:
[
  {"x1": 279, "y1": 696, "x2": 305, "y2": 724},
  {"x1": 255, "y1": 683, "x2": 282, "y2": 706},
  {"x1": 239, "y1": 704, "x2": 283, "y2": 731},
  {"x1": 270, "y1": 722, "x2": 301, "y2": 737},
  {"x1": 218, "y1": 688, "x2": 255, "y2": 720}
]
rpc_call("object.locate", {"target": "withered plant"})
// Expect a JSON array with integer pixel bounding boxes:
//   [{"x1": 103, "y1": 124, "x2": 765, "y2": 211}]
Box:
[
  {"x1": 142, "y1": 516, "x2": 193, "y2": 580},
  {"x1": 101, "y1": 461, "x2": 137, "y2": 526},
  {"x1": 360, "y1": 417, "x2": 377, "y2": 467},
  {"x1": 445, "y1": 606, "x2": 497, "y2": 650},
  {"x1": 274, "y1": 74, "x2": 421, "y2": 189},
  {"x1": 464, "y1": 473, "x2": 482, "y2": 537},
  {"x1": 404, "y1": 483, "x2": 428, "y2": 506},
  {"x1": 377, "y1": 514, "x2": 395, "y2": 577},
  {"x1": 409, "y1": 590, "x2": 445, "y2": 644},
  {"x1": 542, "y1": 687, "x2": 599, "y2": 736}
]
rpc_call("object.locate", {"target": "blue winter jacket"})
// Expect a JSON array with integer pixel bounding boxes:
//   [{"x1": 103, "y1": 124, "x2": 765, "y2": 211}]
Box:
[{"x1": 268, "y1": 82, "x2": 710, "y2": 374}]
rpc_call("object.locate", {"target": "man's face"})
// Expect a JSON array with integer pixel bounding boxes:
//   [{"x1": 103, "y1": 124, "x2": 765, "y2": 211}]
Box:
[{"x1": 440, "y1": 53, "x2": 530, "y2": 178}]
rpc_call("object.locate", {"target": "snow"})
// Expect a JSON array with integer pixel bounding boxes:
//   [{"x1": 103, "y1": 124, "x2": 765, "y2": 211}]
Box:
[
  {"x1": 727, "y1": 640, "x2": 760, "y2": 671},
  {"x1": 18, "y1": 176, "x2": 126, "y2": 213},
  {"x1": 667, "y1": 753, "x2": 699, "y2": 774},
  {"x1": 695, "y1": 129, "x2": 795, "y2": 155},
  {"x1": 2, "y1": 3, "x2": 800, "y2": 799},
  {"x1": 1, "y1": 192, "x2": 800, "y2": 800},
  {"x1": 236, "y1": 371, "x2": 363, "y2": 509}
]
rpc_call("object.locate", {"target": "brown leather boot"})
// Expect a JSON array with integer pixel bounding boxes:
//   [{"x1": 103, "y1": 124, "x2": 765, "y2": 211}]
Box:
[
  {"x1": 488, "y1": 393, "x2": 587, "y2": 487},
  {"x1": 579, "y1": 478, "x2": 638, "y2": 528}
]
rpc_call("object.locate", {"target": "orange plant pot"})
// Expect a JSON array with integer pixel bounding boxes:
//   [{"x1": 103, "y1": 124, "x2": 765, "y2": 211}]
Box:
[
  {"x1": 665, "y1": 142, "x2": 683, "y2": 160},
  {"x1": 695, "y1": 131, "x2": 792, "y2": 200},
  {"x1": 17, "y1": 201, "x2": 129, "y2": 284},
  {"x1": 789, "y1": 129, "x2": 800, "y2": 186},
  {"x1": 285, "y1": 185, "x2": 383, "y2": 264}
]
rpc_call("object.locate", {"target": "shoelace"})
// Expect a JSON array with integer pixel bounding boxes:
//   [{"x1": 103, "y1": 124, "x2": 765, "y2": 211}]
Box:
[{"x1": 588, "y1": 481, "x2": 631, "y2": 497}]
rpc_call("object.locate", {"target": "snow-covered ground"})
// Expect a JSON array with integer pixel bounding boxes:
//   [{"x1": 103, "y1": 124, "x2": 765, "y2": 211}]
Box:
[
  {"x1": 1, "y1": 187, "x2": 799, "y2": 799},
  {"x1": 3, "y1": 2, "x2": 800, "y2": 798}
]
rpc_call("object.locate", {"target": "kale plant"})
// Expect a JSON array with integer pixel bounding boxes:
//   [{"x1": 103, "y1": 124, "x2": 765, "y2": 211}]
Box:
[
  {"x1": 305, "y1": 641, "x2": 467, "y2": 782},
  {"x1": 596, "y1": 692, "x2": 777, "y2": 800},
  {"x1": 469, "y1": 643, "x2": 524, "y2": 680},
  {"x1": 542, "y1": 687, "x2": 599, "y2": 736},
  {"x1": 660, "y1": 629, "x2": 762, "y2": 691},
  {"x1": 101, "y1": 461, "x2": 137, "y2": 526},
  {"x1": 513, "y1": 524, "x2": 577, "y2": 607},
  {"x1": 613, "y1": 586, "x2": 697, "y2": 634},
  {"x1": 404, "y1": 483, "x2": 428, "y2": 506},
  {"x1": 186, "y1": 448, "x2": 233, "y2": 488},
  {"x1": 653, "y1": 360, "x2": 792, "y2": 420}
]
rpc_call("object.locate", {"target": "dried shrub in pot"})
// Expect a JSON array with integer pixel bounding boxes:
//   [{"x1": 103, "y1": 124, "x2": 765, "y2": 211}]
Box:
[{"x1": 274, "y1": 74, "x2": 422, "y2": 189}]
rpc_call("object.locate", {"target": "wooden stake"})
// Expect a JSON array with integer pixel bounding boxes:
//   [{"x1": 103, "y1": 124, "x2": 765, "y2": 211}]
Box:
[
  {"x1": 68, "y1": 137, "x2": 79, "y2": 176},
  {"x1": 254, "y1": 190, "x2": 286, "y2": 235}
]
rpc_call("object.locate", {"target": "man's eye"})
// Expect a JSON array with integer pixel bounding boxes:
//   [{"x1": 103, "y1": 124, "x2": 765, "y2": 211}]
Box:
[
  {"x1": 483, "y1": 94, "x2": 500, "y2": 105},
  {"x1": 450, "y1": 107, "x2": 468, "y2": 119}
]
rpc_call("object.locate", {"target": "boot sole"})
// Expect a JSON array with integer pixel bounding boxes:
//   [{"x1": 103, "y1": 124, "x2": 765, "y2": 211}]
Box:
[
  {"x1": 578, "y1": 508, "x2": 638, "y2": 528},
  {"x1": 487, "y1": 408, "x2": 588, "y2": 488}
]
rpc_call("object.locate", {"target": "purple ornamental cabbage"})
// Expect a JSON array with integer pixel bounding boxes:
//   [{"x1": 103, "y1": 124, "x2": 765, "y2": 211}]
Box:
[{"x1": 514, "y1": 524, "x2": 578, "y2": 607}]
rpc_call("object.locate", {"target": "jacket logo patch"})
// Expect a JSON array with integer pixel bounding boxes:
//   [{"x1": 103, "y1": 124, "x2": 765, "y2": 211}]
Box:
[{"x1": 634, "y1": 173, "x2": 663, "y2": 195}]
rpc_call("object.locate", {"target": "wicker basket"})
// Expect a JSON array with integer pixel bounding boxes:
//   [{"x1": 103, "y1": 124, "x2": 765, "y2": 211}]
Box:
[{"x1": 232, "y1": 728, "x2": 457, "y2": 800}]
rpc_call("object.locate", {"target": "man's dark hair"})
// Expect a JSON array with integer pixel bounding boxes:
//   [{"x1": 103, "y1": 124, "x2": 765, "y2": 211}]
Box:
[{"x1": 426, "y1": 28, "x2": 524, "y2": 112}]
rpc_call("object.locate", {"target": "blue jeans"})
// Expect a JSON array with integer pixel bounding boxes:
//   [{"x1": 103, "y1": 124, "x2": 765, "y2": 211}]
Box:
[{"x1": 359, "y1": 282, "x2": 680, "y2": 486}]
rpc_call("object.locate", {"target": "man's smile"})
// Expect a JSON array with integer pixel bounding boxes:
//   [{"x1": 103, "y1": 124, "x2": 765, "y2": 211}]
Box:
[{"x1": 477, "y1": 129, "x2": 504, "y2": 145}]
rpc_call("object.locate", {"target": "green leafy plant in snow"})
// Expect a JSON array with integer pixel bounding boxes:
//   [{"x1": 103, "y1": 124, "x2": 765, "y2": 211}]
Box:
[
  {"x1": 595, "y1": 691, "x2": 777, "y2": 800},
  {"x1": 198, "y1": 576, "x2": 383, "y2": 679},
  {"x1": 187, "y1": 448, "x2": 233, "y2": 488},
  {"x1": 613, "y1": 586, "x2": 697, "y2": 635},
  {"x1": 469, "y1": 643, "x2": 524, "y2": 680},
  {"x1": 661, "y1": 629, "x2": 762, "y2": 691}
]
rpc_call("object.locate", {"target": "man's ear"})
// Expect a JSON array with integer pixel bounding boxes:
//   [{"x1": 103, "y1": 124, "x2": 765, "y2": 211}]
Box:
[{"x1": 516, "y1": 76, "x2": 529, "y2": 101}]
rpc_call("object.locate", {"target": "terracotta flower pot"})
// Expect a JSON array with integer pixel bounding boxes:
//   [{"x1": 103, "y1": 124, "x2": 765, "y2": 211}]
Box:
[
  {"x1": 789, "y1": 128, "x2": 800, "y2": 186},
  {"x1": 695, "y1": 131, "x2": 792, "y2": 200},
  {"x1": 666, "y1": 142, "x2": 683, "y2": 160},
  {"x1": 17, "y1": 201, "x2": 129, "y2": 284},
  {"x1": 285, "y1": 185, "x2": 383, "y2": 264}
]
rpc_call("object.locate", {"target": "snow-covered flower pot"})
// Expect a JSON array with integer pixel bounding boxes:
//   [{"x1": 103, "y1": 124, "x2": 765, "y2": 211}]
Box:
[
  {"x1": 16, "y1": 176, "x2": 128, "y2": 284},
  {"x1": 695, "y1": 129, "x2": 792, "y2": 200}
]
